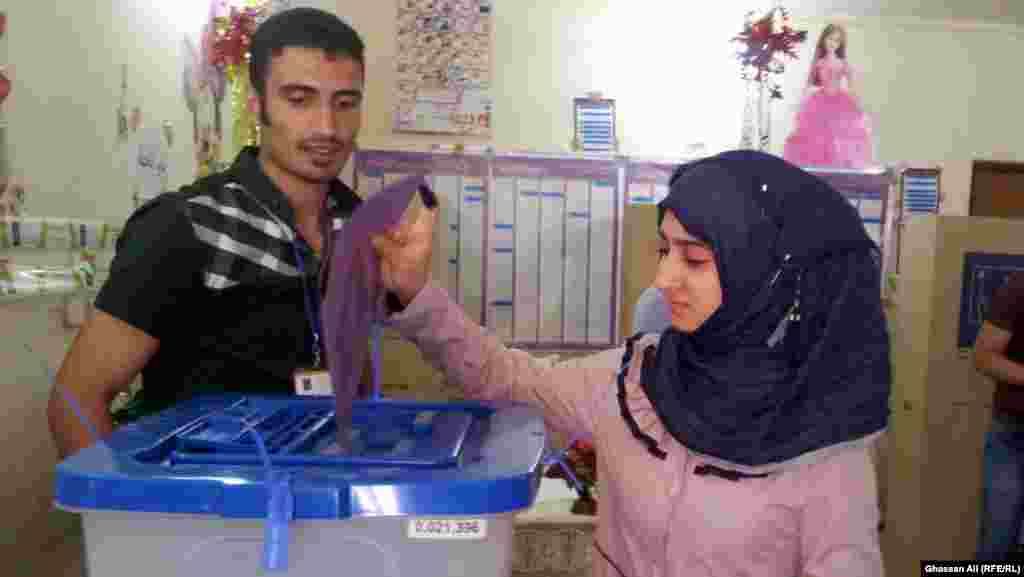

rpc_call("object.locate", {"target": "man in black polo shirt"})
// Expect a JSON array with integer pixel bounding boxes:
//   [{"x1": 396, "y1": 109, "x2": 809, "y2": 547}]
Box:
[
  {"x1": 976, "y1": 271, "x2": 1024, "y2": 559},
  {"x1": 48, "y1": 8, "x2": 367, "y2": 458}
]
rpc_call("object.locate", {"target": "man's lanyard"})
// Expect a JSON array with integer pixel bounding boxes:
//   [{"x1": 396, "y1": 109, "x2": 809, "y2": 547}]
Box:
[
  {"x1": 243, "y1": 189, "x2": 325, "y2": 369},
  {"x1": 289, "y1": 240, "x2": 323, "y2": 369}
]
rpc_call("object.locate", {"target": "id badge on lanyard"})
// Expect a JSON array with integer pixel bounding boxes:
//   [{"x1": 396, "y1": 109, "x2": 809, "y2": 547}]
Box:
[
  {"x1": 240, "y1": 189, "x2": 330, "y2": 395},
  {"x1": 297, "y1": 215, "x2": 350, "y2": 395},
  {"x1": 294, "y1": 367, "x2": 332, "y2": 396},
  {"x1": 289, "y1": 236, "x2": 329, "y2": 395}
]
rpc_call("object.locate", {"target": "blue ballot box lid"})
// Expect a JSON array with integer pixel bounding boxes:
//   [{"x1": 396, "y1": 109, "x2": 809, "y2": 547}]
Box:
[{"x1": 55, "y1": 395, "x2": 547, "y2": 520}]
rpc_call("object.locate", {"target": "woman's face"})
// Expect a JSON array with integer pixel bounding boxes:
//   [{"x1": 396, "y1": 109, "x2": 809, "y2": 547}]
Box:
[{"x1": 653, "y1": 211, "x2": 723, "y2": 333}]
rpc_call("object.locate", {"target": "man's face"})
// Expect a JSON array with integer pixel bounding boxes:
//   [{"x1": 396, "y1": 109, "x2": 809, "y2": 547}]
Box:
[{"x1": 255, "y1": 46, "x2": 364, "y2": 185}]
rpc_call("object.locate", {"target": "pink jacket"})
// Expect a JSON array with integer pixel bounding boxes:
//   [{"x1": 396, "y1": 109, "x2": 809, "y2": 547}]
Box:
[{"x1": 391, "y1": 283, "x2": 884, "y2": 577}]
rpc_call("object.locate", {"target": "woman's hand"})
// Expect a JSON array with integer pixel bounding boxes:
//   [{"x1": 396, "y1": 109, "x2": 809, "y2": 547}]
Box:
[{"x1": 371, "y1": 195, "x2": 438, "y2": 307}]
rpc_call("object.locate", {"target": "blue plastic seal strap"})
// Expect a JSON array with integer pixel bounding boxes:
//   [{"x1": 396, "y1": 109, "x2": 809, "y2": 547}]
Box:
[
  {"x1": 236, "y1": 414, "x2": 294, "y2": 572},
  {"x1": 39, "y1": 349, "x2": 108, "y2": 452},
  {"x1": 541, "y1": 435, "x2": 588, "y2": 496},
  {"x1": 264, "y1": 471, "x2": 294, "y2": 571}
]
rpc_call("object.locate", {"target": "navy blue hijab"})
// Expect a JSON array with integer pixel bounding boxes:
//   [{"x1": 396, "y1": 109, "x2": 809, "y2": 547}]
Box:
[{"x1": 635, "y1": 150, "x2": 890, "y2": 467}]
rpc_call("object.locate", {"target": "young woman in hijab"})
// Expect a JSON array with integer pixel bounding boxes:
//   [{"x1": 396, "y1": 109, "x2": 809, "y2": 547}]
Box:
[{"x1": 371, "y1": 149, "x2": 890, "y2": 577}]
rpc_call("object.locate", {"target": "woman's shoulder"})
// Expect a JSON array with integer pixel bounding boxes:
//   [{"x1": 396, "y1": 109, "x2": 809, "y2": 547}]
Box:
[
  {"x1": 622, "y1": 333, "x2": 661, "y2": 383},
  {"x1": 547, "y1": 333, "x2": 660, "y2": 379}
]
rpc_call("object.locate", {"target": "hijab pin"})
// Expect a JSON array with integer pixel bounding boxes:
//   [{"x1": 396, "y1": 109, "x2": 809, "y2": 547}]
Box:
[{"x1": 769, "y1": 254, "x2": 792, "y2": 287}]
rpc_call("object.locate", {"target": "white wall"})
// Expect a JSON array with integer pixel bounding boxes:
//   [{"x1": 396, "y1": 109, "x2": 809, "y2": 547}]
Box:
[
  {"x1": 8, "y1": 1, "x2": 1019, "y2": 225},
  {"x1": 5, "y1": 1, "x2": 202, "y2": 222},
  {"x1": 346, "y1": 0, "x2": 753, "y2": 158}
]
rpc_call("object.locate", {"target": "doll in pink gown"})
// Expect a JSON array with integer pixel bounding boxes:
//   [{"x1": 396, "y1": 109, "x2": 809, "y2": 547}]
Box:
[{"x1": 784, "y1": 24, "x2": 874, "y2": 168}]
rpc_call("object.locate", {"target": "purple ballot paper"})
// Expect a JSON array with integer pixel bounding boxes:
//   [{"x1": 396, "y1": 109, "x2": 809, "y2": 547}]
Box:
[{"x1": 321, "y1": 175, "x2": 430, "y2": 450}]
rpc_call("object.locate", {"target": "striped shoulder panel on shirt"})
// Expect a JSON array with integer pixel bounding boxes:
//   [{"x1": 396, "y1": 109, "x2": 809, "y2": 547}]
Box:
[{"x1": 185, "y1": 181, "x2": 303, "y2": 291}]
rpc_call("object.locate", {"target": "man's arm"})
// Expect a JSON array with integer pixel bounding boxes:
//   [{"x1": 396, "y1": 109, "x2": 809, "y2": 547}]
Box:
[
  {"x1": 48, "y1": 194, "x2": 204, "y2": 458},
  {"x1": 47, "y1": 311, "x2": 159, "y2": 459},
  {"x1": 974, "y1": 321, "x2": 1024, "y2": 386}
]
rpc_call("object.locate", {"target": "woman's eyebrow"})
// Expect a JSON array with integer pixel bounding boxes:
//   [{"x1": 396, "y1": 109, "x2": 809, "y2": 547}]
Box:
[
  {"x1": 672, "y1": 237, "x2": 708, "y2": 249},
  {"x1": 658, "y1": 230, "x2": 709, "y2": 248}
]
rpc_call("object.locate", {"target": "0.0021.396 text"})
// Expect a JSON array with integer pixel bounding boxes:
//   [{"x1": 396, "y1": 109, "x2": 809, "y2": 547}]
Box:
[{"x1": 407, "y1": 518, "x2": 488, "y2": 540}]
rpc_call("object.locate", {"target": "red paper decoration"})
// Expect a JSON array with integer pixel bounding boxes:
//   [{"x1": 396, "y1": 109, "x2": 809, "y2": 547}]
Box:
[{"x1": 733, "y1": 6, "x2": 808, "y2": 100}]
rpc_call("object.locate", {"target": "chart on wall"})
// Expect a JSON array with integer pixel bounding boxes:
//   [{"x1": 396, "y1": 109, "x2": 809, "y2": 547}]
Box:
[
  {"x1": 490, "y1": 155, "x2": 621, "y2": 347},
  {"x1": 958, "y1": 252, "x2": 1024, "y2": 350},
  {"x1": 354, "y1": 149, "x2": 624, "y2": 349},
  {"x1": 393, "y1": 0, "x2": 493, "y2": 136},
  {"x1": 354, "y1": 150, "x2": 489, "y2": 326}
]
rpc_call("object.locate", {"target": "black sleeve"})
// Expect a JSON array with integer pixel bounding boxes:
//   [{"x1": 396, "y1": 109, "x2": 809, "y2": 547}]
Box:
[{"x1": 95, "y1": 194, "x2": 206, "y2": 339}]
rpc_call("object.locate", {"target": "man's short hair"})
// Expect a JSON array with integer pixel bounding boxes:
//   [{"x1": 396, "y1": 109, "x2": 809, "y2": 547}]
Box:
[{"x1": 249, "y1": 7, "x2": 365, "y2": 97}]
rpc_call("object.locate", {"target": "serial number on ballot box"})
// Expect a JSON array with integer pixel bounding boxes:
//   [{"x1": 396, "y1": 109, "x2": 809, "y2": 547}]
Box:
[{"x1": 407, "y1": 518, "x2": 488, "y2": 541}]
